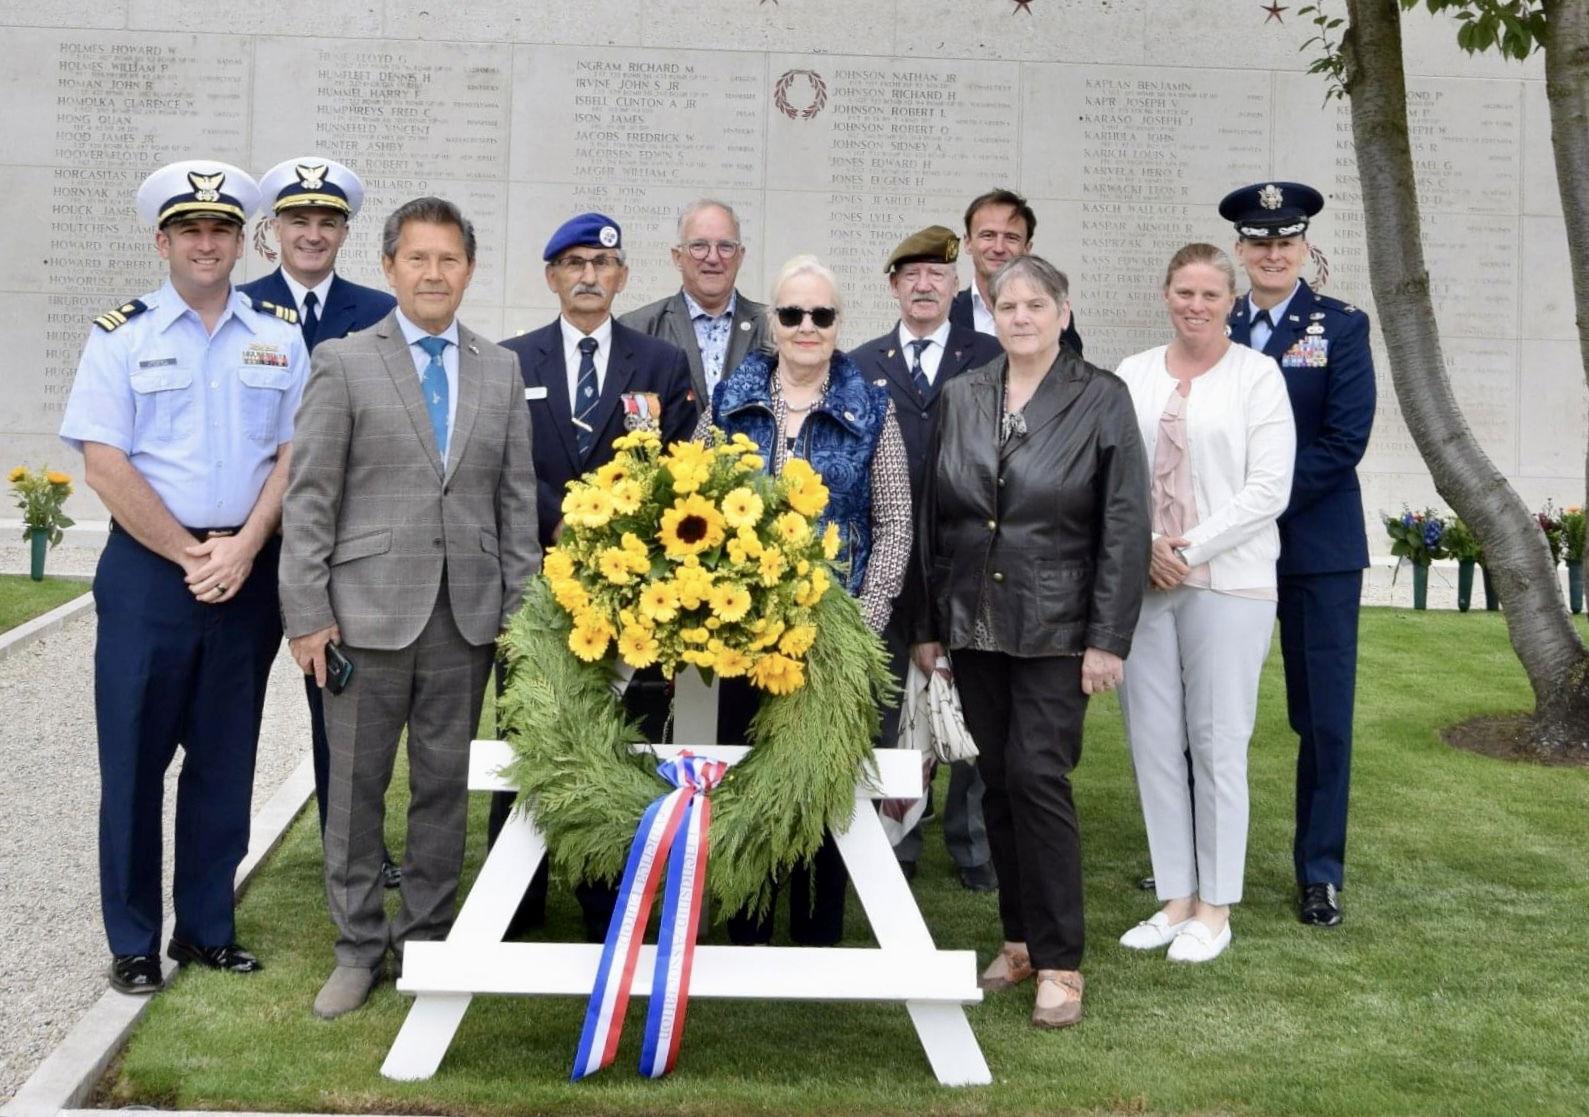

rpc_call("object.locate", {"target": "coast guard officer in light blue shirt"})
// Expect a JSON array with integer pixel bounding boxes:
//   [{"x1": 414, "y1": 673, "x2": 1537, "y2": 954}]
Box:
[{"x1": 59, "y1": 160, "x2": 309, "y2": 996}]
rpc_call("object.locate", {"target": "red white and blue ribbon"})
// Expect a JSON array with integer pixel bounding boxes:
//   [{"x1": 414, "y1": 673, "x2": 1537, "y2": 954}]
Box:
[{"x1": 572, "y1": 752, "x2": 727, "y2": 1081}]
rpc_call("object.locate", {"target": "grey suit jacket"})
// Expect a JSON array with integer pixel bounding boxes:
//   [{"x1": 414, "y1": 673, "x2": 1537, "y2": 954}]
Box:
[
  {"x1": 619, "y1": 288, "x2": 768, "y2": 403},
  {"x1": 280, "y1": 310, "x2": 540, "y2": 649}
]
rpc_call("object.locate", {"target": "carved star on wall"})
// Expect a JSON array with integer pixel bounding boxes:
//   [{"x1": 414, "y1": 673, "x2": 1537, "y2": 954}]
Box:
[
  {"x1": 1012, "y1": 0, "x2": 1035, "y2": 14},
  {"x1": 1262, "y1": 2, "x2": 1288, "y2": 21}
]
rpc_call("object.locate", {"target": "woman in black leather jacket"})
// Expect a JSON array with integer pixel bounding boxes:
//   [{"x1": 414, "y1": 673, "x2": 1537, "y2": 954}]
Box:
[{"x1": 910, "y1": 254, "x2": 1150, "y2": 1029}]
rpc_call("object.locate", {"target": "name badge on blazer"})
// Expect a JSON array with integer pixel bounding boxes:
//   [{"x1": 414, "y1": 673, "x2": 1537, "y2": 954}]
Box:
[
  {"x1": 621, "y1": 391, "x2": 662, "y2": 432},
  {"x1": 524, "y1": 385, "x2": 549, "y2": 401}
]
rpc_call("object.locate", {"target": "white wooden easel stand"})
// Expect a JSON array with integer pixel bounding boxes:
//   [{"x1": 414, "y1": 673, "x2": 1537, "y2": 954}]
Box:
[{"x1": 383, "y1": 675, "x2": 990, "y2": 1086}]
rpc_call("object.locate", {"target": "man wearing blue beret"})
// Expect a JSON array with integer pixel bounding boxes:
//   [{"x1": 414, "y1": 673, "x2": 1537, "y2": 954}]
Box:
[
  {"x1": 1221, "y1": 181, "x2": 1377, "y2": 929},
  {"x1": 493, "y1": 212, "x2": 697, "y2": 939}
]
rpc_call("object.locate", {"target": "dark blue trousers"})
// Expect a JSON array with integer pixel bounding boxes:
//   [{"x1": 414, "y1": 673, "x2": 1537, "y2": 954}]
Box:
[
  {"x1": 1278, "y1": 569, "x2": 1362, "y2": 890},
  {"x1": 94, "y1": 530, "x2": 281, "y2": 956}
]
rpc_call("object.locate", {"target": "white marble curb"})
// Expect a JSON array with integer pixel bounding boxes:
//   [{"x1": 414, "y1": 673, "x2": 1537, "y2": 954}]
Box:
[
  {"x1": 0, "y1": 591, "x2": 95, "y2": 666},
  {"x1": 0, "y1": 758, "x2": 315, "y2": 1117}
]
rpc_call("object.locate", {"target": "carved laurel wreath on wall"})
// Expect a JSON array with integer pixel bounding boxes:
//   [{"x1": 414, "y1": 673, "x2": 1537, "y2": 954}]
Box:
[
  {"x1": 252, "y1": 216, "x2": 278, "y2": 264},
  {"x1": 1309, "y1": 242, "x2": 1330, "y2": 290},
  {"x1": 774, "y1": 69, "x2": 828, "y2": 120}
]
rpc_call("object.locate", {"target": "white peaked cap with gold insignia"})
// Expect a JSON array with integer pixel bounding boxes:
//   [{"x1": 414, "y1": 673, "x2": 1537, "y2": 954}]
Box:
[
  {"x1": 136, "y1": 160, "x2": 259, "y2": 229},
  {"x1": 258, "y1": 156, "x2": 366, "y2": 218}
]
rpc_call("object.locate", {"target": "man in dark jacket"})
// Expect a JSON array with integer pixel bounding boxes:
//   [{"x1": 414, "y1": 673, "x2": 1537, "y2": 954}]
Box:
[
  {"x1": 949, "y1": 188, "x2": 1084, "y2": 356},
  {"x1": 851, "y1": 225, "x2": 1002, "y2": 890}
]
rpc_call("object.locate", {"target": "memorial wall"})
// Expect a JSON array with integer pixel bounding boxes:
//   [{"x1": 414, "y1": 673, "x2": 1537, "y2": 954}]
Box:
[{"x1": 0, "y1": 0, "x2": 1576, "y2": 542}]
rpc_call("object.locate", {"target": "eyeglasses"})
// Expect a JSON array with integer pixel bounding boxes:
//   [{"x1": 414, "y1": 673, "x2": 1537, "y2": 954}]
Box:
[
  {"x1": 552, "y1": 253, "x2": 623, "y2": 273},
  {"x1": 775, "y1": 305, "x2": 838, "y2": 329},
  {"x1": 682, "y1": 239, "x2": 742, "y2": 260}
]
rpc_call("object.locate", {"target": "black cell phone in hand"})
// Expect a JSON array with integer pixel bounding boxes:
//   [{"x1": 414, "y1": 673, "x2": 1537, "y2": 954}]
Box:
[{"x1": 325, "y1": 642, "x2": 355, "y2": 695}]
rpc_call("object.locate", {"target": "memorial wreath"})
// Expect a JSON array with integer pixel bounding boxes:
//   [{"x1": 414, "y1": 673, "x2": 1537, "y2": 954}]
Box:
[{"x1": 498, "y1": 427, "x2": 894, "y2": 918}]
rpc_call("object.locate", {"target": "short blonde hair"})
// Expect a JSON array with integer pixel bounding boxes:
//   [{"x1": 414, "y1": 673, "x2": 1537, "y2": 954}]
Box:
[{"x1": 1164, "y1": 242, "x2": 1237, "y2": 293}]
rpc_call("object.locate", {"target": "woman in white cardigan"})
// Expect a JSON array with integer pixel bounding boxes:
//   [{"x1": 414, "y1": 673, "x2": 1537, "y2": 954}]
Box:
[{"x1": 1113, "y1": 243, "x2": 1295, "y2": 963}]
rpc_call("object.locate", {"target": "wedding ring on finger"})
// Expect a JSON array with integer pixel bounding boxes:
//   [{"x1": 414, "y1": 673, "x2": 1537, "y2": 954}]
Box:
[{"x1": 214, "y1": 583, "x2": 227, "y2": 596}]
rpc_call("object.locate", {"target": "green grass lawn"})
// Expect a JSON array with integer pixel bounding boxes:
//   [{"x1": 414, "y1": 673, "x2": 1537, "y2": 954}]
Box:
[
  {"x1": 106, "y1": 609, "x2": 1589, "y2": 1116},
  {"x1": 0, "y1": 573, "x2": 87, "y2": 633}
]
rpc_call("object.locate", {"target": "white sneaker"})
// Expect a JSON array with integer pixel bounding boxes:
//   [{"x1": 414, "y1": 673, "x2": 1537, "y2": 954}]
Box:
[
  {"x1": 1118, "y1": 911, "x2": 1191, "y2": 950},
  {"x1": 1166, "y1": 919, "x2": 1232, "y2": 963}
]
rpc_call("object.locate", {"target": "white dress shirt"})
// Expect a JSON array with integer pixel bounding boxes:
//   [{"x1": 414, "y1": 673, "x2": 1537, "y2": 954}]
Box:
[
  {"x1": 280, "y1": 271, "x2": 334, "y2": 321},
  {"x1": 896, "y1": 319, "x2": 952, "y2": 385},
  {"x1": 560, "y1": 315, "x2": 614, "y2": 411},
  {"x1": 969, "y1": 284, "x2": 997, "y2": 337}
]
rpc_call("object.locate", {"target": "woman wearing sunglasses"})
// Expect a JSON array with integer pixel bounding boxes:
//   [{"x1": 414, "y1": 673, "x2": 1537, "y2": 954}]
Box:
[
  {"x1": 909, "y1": 254, "x2": 1150, "y2": 1028},
  {"x1": 696, "y1": 253, "x2": 912, "y2": 946}
]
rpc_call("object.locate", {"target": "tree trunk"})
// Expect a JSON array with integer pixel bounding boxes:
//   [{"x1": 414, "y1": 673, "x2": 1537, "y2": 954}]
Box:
[
  {"x1": 1342, "y1": 0, "x2": 1589, "y2": 751},
  {"x1": 1542, "y1": 0, "x2": 1589, "y2": 515}
]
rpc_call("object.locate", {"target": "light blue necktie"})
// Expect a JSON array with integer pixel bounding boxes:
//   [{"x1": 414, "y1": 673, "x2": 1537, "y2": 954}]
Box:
[{"x1": 417, "y1": 335, "x2": 450, "y2": 461}]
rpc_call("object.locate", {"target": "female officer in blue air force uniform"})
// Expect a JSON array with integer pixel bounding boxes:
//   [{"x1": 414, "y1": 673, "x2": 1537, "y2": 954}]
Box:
[{"x1": 1220, "y1": 181, "x2": 1376, "y2": 929}]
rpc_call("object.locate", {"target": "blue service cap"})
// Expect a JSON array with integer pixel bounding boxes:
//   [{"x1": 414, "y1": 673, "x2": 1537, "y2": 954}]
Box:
[
  {"x1": 543, "y1": 212, "x2": 622, "y2": 261},
  {"x1": 135, "y1": 161, "x2": 259, "y2": 229},
  {"x1": 258, "y1": 156, "x2": 365, "y2": 218},
  {"x1": 1218, "y1": 182, "x2": 1325, "y2": 239}
]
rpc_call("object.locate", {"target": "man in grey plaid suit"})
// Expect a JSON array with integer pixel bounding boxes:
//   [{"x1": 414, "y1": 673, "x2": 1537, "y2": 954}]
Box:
[{"x1": 280, "y1": 196, "x2": 539, "y2": 1019}]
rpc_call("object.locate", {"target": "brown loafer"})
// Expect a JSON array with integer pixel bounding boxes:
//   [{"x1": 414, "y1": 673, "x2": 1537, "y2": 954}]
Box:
[
  {"x1": 979, "y1": 945, "x2": 1033, "y2": 991},
  {"x1": 1031, "y1": 969, "x2": 1084, "y2": 1029}
]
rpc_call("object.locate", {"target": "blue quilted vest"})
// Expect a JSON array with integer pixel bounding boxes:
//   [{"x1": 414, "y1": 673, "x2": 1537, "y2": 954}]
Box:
[{"x1": 713, "y1": 350, "x2": 888, "y2": 595}]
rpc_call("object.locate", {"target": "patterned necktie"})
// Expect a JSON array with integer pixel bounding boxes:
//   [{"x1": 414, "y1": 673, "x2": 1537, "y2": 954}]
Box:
[
  {"x1": 417, "y1": 335, "x2": 450, "y2": 462},
  {"x1": 301, "y1": 290, "x2": 320, "y2": 350},
  {"x1": 908, "y1": 338, "x2": 933, "y2": 397},
  {"x1": 574, "y1": 336, "x2": 600, "y2": 457}
]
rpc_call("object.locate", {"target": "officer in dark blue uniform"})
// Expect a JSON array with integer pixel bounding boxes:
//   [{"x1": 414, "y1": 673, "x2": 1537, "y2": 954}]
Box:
[
  {"x1": 1221, "y1": 182, "x2": 1376, "y2": 927},
  {"x1": 851, "y1": 225, "x2": 1002, "y2": 891},
  {"x1": 238, "y1": 157, "x2": 401, "y2": 887},
  {"x1": 60, "y1": 161, "x2": 309, "y2": 993}
]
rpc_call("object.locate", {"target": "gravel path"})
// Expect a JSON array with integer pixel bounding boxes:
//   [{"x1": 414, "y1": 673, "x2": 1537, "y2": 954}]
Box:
[{"x1": 0, "y1": 541, "x2": 311, "y2": 1104}]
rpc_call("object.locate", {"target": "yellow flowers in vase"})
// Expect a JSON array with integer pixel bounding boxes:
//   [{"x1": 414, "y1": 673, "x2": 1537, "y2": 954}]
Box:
[{"x1": 543, "y1": 429, "x2": 843, "y2": 695}]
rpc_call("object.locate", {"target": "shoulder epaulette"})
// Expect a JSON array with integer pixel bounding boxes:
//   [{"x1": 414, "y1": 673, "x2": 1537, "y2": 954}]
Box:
[
  {"x1": 93, "y1": 300, "x2": 148, "y2": 332},
  {"x1": 251, "y1": 298, "x2": 299, "y2": 325},
  {"x1": 1313, "y1": 292, "x2": 1361, "y2": 315}
]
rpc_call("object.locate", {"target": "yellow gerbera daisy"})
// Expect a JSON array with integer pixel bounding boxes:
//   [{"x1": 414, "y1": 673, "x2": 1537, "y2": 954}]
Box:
[
  {"x1": 774, "y1": 511, "x2": 810, "y2": 545},
  {"x1": 610, "y1": 478, "x2": 644, "y2": 515},
  {"x1": 569, "y1": 624, "x2": 610, "y2": 662},
  {"x1": 713, "y1": 646, "x2": 753, "y2": 678},
  {"x1": 563, "y1": 486, "x2": 615, "y2": 529},
  {"x1": 821, "y1": 522, "x2": 840, "y2": 559},
  {"x1": 660, "y1": 493, "x2": 727, "y2": 559},
  {"x1": 639, "y1": 580, "x2": 680, "y2": 623},
  {"x1": 720, "y1": 486, "x2": 765, "y2": 530},
  {"x1": 758, "y1": 547, "x2": 786, "y2": 585},
  {"x1": 598, "y1": 547, "x2": 635, "y2": 584},
  {"x1": 708, "y1": 582, "x2": 752, "y2": 623},
  {"x1": 617, "y1": 626, "x2": 660, "y2": 669}
]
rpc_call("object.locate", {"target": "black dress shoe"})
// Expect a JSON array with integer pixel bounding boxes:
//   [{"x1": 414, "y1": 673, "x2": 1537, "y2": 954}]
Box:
[
  {"x1": 109, "y1": 954, "x2": 163, "y2": 995},
  {"x1": 959, "y1": 862, "x2": 998, "y2": 892},
  {"x1": 1138, "y1": 875, "x2": 1157, "y2": 891},
  {"x1": 898, "y1": 860, "x2": 918, "y2": 882},
  {"x1": 381, "y1": 856, "x2": 403, "y2": 890},
  {"x1": 166, "y1": 940, "x2": 263, "y2": 972},
  {"x1": 1299, "y1": 882, "x2": 1343, "y2": 927}
]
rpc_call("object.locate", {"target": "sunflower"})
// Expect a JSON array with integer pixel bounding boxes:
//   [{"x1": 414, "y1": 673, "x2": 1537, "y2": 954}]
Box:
[
  {"x1": 720, "y1": 486, "x2": 765, "y2": 530},
  {"x1": 750, "y1": 652, "x2": 805, "y2": 695},
  {"x1": 708, "y1": 582, "x2": 752, "y2": 623},
  {"x1": 617, "y1": 626, "x2": 660, "y2": 669},
  {"x1": 638, "y1": 580, "x2": 680, "y2": 623},
  {"x1": 593, "y1": 459, "x2": 632, "y2": 488},
  {"x1": 568, "y1": 624, "x2": 610, "y2": 662},
  {"x1": 660, "y1": 493, "x2": 727, "y2": 559}
]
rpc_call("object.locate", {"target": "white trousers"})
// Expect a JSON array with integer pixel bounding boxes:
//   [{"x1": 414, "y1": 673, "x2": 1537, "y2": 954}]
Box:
[{"x1": 1117, "y1": 586, "x2": 1276, "y2": 906}]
